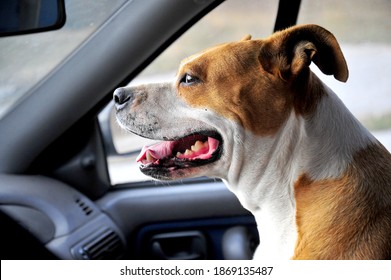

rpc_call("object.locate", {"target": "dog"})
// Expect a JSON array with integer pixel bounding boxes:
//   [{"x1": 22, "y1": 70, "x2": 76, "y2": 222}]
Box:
[{"x1": 114, "y1": 24, "x2": 391, "y2": 259}]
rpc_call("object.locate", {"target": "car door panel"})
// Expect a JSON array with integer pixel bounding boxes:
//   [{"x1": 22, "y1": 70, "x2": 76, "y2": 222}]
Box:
[{"x1": 97, "y1": 181, "x2": 258, "y2": 259}]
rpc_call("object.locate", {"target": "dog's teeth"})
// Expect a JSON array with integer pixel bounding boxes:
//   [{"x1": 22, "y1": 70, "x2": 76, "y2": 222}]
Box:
[
  {"x1": 191, "y1": 141, "x2": 204, "y2": 152},
  {"x1": 177, "y1": 140, "x2": 209, "y2": 158}
]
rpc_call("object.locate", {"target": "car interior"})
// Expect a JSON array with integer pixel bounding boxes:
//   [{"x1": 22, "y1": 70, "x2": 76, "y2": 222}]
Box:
[{"x1": 0, "y1": 0, "x2": 390, "y2": 260}]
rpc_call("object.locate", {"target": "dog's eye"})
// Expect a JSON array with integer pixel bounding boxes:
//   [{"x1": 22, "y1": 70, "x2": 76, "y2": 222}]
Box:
[{"x1": 180, "y1": 73, "x2": 199, "y2": 86}]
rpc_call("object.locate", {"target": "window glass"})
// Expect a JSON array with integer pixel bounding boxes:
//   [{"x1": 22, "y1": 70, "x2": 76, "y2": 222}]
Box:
[{"x1": 0, "y1": 0, "x2": 127, "y2": 119}]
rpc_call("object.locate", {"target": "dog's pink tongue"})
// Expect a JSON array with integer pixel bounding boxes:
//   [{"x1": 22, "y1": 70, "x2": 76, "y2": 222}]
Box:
[
  {"x1": 136, "y1": 141, "x2": 175, "y2": 163},
  {"x1": 136, "y1": 137, "x2": 220, "y2": 164}
]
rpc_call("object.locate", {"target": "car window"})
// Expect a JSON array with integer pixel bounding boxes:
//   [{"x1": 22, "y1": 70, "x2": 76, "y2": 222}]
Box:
[
  {"x1": 104, "y1": 0, "x2": 391, "y2": 185},
  {"x1": 104, "y1": 0, "x2": 279, "y2": 185},
  {"x1": 0, "y1": 0, "x2": 127, "y2": 119}
]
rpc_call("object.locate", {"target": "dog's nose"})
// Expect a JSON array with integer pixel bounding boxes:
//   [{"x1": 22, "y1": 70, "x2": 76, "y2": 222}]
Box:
[{"x1": 113, "y1": 87, "x2": 131, "y2": 109}]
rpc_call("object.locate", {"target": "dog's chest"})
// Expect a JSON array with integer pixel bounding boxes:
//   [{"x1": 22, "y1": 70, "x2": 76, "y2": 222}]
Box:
[{"x1": 252, "y1": 205, "x2": 298, "y2": 259}]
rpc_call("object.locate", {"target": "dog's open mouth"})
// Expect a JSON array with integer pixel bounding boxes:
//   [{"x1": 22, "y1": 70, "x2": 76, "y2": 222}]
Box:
[{"x1": 136, "y1": 131, "x2": 222, "y2": 177}]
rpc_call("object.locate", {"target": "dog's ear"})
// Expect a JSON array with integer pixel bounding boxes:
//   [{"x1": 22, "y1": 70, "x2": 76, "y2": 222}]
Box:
[{"x1": 259, "y1": 24, "x2": 348, "y2": 82}]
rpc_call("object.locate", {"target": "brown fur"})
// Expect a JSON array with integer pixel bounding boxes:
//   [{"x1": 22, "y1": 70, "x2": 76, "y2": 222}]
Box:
[
  {"x1": 177, "y1": 40, "x2": 292, "y2": 136},
  {"x1": 177, "y1": 24, "x2": 348, "y2": 135},
  {"x1": 293, "y1": 143, "x2": 391, "y2": 259}
]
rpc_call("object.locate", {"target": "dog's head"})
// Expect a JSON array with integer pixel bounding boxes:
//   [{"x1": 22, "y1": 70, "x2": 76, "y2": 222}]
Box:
[{"x1": 114, "y1": 24, "x2": 348, "y2": 181}]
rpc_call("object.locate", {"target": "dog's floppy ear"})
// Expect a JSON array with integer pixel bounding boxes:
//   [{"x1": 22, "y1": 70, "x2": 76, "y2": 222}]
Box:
[{"x1": 259, "y1": 24, "x2": 348, "y2": 82}]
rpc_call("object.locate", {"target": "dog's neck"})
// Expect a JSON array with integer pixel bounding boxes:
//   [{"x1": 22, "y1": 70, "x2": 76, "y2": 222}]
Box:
[
  {"x1": 223, "y1": 73, "x2": 375, "y2": 259},
  {"x1": 223, "y1": 111, "x2": 303, "y2": 259}
]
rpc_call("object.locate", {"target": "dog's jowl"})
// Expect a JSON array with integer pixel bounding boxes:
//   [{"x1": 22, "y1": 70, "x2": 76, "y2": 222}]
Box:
[{"x1": 114, "y1": 24, "x2": 391, "y2": 260}]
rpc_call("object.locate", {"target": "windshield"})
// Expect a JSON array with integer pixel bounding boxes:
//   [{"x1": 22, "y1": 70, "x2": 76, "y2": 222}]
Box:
[{"x1": 0, "y1": 0, "x2": 126, "y2": 119}]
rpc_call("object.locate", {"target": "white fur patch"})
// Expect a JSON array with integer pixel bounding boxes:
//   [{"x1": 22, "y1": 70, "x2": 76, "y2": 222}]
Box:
[{"x1": 302, "y1": 82, "x2": 376, "y2": 180}]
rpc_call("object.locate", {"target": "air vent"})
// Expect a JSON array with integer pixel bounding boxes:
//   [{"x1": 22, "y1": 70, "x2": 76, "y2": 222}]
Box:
[
  {"x1": 75, "y1": 197, "x2": 93, "y2": 216},
  {"x1": 74, "y1": 229, "x2": 124, "y2": 260}
]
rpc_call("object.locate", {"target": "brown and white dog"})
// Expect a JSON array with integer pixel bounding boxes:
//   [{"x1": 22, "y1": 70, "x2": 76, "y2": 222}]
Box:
[{"x1": 114, "y1": 24, "x2": 391, "y2": 259}]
